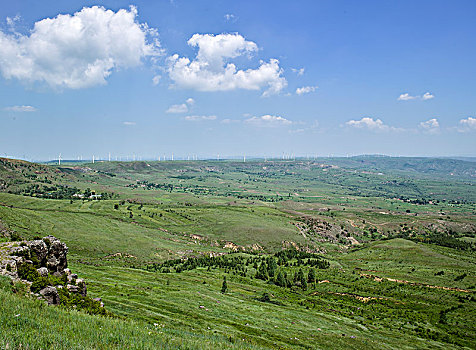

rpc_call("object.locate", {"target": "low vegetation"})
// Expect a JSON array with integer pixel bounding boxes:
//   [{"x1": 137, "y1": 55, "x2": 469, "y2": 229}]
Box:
[{"x1": 0, "y1": 156, "x2": 474, "y2": 348}]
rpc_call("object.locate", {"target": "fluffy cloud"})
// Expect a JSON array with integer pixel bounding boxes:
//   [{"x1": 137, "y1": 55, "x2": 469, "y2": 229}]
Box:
[
  {"x1": 184, "y1": 115, "x2": 216, "y2": 121},
  {"x1": 221, "y1": 118, "x2": 240, "y2": 124},
  {"x1": 166, "y1": 104, "x2": 188, "y2": 113},
  {"x1": 397, "y1": 93, "x2": 417, "y2": 101},
  {"x1": 4, "y1": 105, "x2": 37, "y2": 112},
  {"x1": 0, "y1": 6, "x2": 161, "y2": 89},
  {"x1": 296, "y1": 85, "x2": 318, "y2": 95},
  {"x1": 291, "y1": 68, "x2": 305, "y2": 76},
  {"x1": 345, "y1": 117, "x2": 399, "y2": 132},
  {"x1": 166, "y1": 97, "x2": 195, "y2": 113},
  {"x1": 419, "y1": 118, "x2": 440, "y2": 134},
  {"x1": 245, "y1": 114, "x2": 292, "y2": 127},
  {"x1": 421, "y1": 92, "x2": 434, "y2": 100},
  {"x1": 152, "y1": 75, "x2": 161, "y2": 86},
  {"x1": 167, "y1": 33, "x2": 287, "y2": 96},
  {"x1": 224, "y1": 14, "x2": 237, "y2": 22},
  {"x1": 6, "y1": 15, "x2": 21, "y2": 32},
  {"x1": 398, "y1": 92, "x2": 434, "y2": 101},
  {"x1": 123, "y1": 121, "x2": 136, "y2": 125},
  {"x1": 458, "y1": 117, "x2": 476, "y2": 132}
]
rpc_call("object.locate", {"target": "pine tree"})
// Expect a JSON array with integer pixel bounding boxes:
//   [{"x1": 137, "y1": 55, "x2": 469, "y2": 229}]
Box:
[
  {"x1": 308, "y1": 268, "x2": 316, "y2": 284},
  {"x1": 255, "y1": 262, "x2": 268, "y2": 280},
  {"x1": 302, "y1": 277, "x2": 308, "y2": 291},
  {"x1": 221, "y1": 276, "x2": 228, "y2": 293},
  {"x1": 275, "y1": 270, "x2": 286, "y2": 287},
  {"x1": 297, "y1": 268, "x2": 305, "y2": 286},
  {"x1": 267, "y1": 257, "x2": 277, "y2": 278},
  {"x1": 284, "y1": 271, "x2": 291, "y2": 288}
]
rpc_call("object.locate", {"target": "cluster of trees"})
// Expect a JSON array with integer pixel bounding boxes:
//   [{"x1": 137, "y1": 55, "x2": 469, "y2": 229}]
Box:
[
  {"x1": 274, "y1": 249, "x2": 330, "y2": 268},
  {"x1": 19, "y1": 184, "x2": 80, "y2": 199},
  {"x1": 386, "y1": 230, "x2": 475, "y2": 251},
  {"x1": 17, "y1": 184, "x2": 114, "y2": 200},
  {"x1": 145, "y1": 249, "x2": 329, "y2": 291},
  {"x1": 255, "y1": 260, "x2": 317, "y2": 291},
  {"x1": 234, "y1": 194, "x2": 284, "y2": 203},
  {"x1": 128, "y1": 180, "x2": 284, "y2": 202}
]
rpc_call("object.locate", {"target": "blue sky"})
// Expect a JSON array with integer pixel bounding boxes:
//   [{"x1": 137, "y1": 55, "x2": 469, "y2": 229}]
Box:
[{"x1": 0, "y1": 0, "x2": 475, "y2": 160}]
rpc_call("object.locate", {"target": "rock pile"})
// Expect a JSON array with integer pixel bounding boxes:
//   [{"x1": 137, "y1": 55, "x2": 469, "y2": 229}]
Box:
[{"x1": 0, "y1": 235, "x2": 88, "y2": 305}]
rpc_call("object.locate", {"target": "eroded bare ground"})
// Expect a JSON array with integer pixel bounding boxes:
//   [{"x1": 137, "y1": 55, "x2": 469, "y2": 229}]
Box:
[{"x1": 360, "y1": 273, "x2": 473, "y2": 293}]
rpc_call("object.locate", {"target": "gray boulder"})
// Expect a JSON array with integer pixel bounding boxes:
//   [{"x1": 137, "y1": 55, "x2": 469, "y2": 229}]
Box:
[
  {"x1": 76, "y1": 278, "x2": 87, "y2": 296},
  {"x1": 44, "y1": 236, "x2": 68, "y2": 276},
  {"x1": 27, "y1": 240, "x2": 48, "y2": 263},
  {"x1": 39, "y1": 286, "x2": 59, "y2": 305},
  {"x1": 67, "y1": 284, "x2": 80, "y2": 293},
  {"x1": 10, "y1": 245, "x2": 30, "y2": 257},
  {"x1": 37, "y1": 267, "x2": 49, "y2": 277}
]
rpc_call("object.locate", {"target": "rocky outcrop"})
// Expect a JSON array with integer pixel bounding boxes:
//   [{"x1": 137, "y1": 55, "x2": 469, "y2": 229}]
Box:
[
  {"x1": 0, "y1": 236, "x2": 89, "y2": 305},
  {"x1": 39, "y1": 286, "x2": 60, "y2": 305},
  {"x1": 0, "y1": 236, "x2": 68, "y2": 279}
]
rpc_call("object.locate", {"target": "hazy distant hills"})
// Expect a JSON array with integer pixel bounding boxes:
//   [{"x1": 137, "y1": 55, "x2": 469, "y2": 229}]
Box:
[{"x1": 319, "y1": 156, "x2": 476, "y2": 181}]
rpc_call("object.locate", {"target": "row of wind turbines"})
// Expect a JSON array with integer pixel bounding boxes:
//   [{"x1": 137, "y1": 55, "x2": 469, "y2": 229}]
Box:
[{"x1": 54, "y1": 152, "x2": 354, "y2": 165}]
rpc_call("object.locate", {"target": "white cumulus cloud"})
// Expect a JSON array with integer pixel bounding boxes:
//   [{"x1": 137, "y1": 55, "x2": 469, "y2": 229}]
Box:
[
  {"x1": 224, "y1": 14, "x2": 237, "y2": 22},
  {"x1": 345, "y1": 117, "x2": 399, "y2": 132},
  {"x1": 422, "y1": 92, "x2": 434, "y2": 100},
  {"x1": 291, "y1": 68, "x2": 305, "y2": 76},
  {"x1": 296, "y1": 85, "x2": 318, "y2": 95},
  {"x1": 167, "y1": 33, "x2": 287, "y2": 96},
  {"x1": 152, "y1": 75, "x2": 161, "y2": 86},
  {"x1": 419, "y1": 118, "x2": 440, "y2": 134},
  {"x1": 166, "y1": 97, "x2": 195, "y2": 113},
  {"x1": 0, "y1": 6, "x2": 161, "y2": 89},
  {"x1": 184, "y1": 115, "x2": 216, "y2": 121},
  {"x1": 398, "y1": 92, "x2": 435, "y2": 101},
  {"x1": 458, "y1": 117, "x2": 476, "y2": 132},
  {"x1": 4, "y1": 105, "x2": 37, "y2": 112},
  {"x1": 397, "y1": 93, "x2": 417, "y2": 101},
  {"x1": 166, "y1": 103, "x2": 188, "y2": 114},
  {"x1": 245, "y1": 114, "x2": 292, "y2": 127}
]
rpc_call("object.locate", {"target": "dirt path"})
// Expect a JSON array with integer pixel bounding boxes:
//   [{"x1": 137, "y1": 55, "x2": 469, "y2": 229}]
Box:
[{"x1": 360, "y1": 273, "x2": 473, "y2": 293}]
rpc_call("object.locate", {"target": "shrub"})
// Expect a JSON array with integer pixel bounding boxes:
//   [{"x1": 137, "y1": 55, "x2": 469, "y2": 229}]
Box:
[
  {"x1": 31, "y1": 277, "x2": 49, "y2": 293},
  {"x1": 10, "y1": 232, "x2": 22, "y2": 241},
  {"x1": 57, "y1": 288, "x2": 113, "y2": 317},
  {"x1": 258, "y1": 292, "x2": 271, "y2": 303},
  {"x1": 17, "y1": 263, "x2": 39, "y2": 281}
]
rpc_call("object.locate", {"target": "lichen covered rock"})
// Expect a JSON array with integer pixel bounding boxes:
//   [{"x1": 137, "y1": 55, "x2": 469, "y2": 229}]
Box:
[{"x1": 39, "y1": 286, "x2": 59, "y2": 305}]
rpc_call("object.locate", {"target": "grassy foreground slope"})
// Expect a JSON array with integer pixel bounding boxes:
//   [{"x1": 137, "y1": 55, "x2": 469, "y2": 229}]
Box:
[{"x1": 0, "y1": 276, "x2": 259, "y2": 350}]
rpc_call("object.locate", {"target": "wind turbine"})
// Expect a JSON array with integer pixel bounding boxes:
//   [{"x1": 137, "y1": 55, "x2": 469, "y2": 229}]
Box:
[{"x1": 58, "y1": 153, "x2": 61, "y2": 166}]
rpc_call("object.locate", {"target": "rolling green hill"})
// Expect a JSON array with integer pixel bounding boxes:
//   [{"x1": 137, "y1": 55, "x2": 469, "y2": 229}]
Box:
[{"x1": 0, "y1": 157, "x2": 475, "y2": 349}]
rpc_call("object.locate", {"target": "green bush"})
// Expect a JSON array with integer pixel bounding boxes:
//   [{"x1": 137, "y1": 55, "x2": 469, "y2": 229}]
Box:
[
  {"x1": 31, "y1": 277, "x2": 49, "y2": 293},
  {"x1": 17, "y1": 263, "x2": 39, "y2": 281},
  {"x1": 57, "y1": 288, "x2": 113, "y2": 317}
]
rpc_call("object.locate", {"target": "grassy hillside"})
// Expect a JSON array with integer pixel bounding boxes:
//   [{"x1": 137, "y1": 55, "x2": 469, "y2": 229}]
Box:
[
  {"x1": 0, "y1": 157, "x2": 475, "y2": 348},
  {"x1": 0, "y1": 276, "x2": 259, "y2": 350}
]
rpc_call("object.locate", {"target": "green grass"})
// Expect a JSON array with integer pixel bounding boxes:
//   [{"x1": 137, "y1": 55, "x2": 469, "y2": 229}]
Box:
[
  {"x1": 0, "y1": 276, "x2": 260, "y2": 350},
  {"x1": 0, "y1": 157, "x2": 475, "y2": 349}
]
